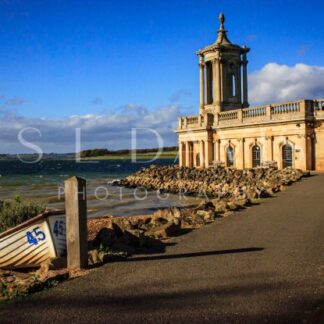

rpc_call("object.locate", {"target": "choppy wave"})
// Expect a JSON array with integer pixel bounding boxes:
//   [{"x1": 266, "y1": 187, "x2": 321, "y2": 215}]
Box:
[{"x1": 0, "y1": 159, "x2": 189, "y2": 217}]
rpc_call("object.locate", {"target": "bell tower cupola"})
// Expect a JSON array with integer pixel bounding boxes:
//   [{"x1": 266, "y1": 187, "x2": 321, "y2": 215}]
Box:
[{"x1": 197, "y1": 13, "x2": 250, "y2": 113}]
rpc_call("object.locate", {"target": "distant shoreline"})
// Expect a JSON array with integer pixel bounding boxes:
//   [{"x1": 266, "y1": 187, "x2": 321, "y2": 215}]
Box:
[
  {"x1": 81, "y1": 151, "x2": 178, "y2": 161},
  {"x1": 0, "y1": 148, "x2": 178, "y2": 161}
]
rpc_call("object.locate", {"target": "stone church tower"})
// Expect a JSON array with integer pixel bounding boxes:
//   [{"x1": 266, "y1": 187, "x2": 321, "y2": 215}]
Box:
[
  {"x1": 197, "y1": 13, "x2": 249, "y2": 113},
  {"x1": 177, "y1": 13, "x2": 324, "y2": 171}
]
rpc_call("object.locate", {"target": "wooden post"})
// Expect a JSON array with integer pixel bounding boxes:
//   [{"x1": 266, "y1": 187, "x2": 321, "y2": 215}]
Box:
[{"x1": 64, "y1": 176, "x2": 88, "y2": 269}]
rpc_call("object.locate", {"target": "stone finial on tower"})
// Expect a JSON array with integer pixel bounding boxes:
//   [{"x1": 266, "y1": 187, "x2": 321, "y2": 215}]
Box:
[
  {"x1": 216, "y1": 12, "x2": 231, "y2": 45},
  {"x1": 219, "y1": 12, "x2": 225, "y2": 31}
]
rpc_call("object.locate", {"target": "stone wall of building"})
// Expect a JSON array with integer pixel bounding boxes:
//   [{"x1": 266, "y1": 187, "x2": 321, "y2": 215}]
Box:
[
  {"x1": 213, "y1": 122, "x2": 309, "y2": 170},
  {"x1": 315, "y1": 114, "x2": 324, "y2": 170}
]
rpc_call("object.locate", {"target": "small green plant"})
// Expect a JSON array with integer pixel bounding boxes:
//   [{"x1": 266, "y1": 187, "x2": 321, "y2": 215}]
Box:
[
  {"x1": 0, "y1": 282, "x2": 9, "y2": 298},
  {"x1": 44, "y1": 279, "x2": 59, "y2": 289},
  {"x1": 31, "y1": 274, "x2": 39, "y2": 282},
  {"x1": 96, "y1": 244, "x2": 110, "y2": 254},
  {"x1": 0, "y1": 196, "x2": 45, "y2": 233},
  {"x1": 1, "y1": 288, "x2": 9, "y2": 299},
  {"x1": 96, "y1": 244, "x2": 128, "y2": 261},
  {"x1": 11, "y1": 289, "x2": 28, "y2": 299}
]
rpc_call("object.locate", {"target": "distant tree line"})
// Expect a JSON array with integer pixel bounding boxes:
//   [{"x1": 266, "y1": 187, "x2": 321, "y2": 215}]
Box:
[{"x1": 79, "y1": 147, "x2": 178, "y2": 158}]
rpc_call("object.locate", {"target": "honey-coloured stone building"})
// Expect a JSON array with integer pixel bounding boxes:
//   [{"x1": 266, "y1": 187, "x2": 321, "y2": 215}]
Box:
[{"x1": 176, "y1": 13, "x2": 324, "y2": 171}]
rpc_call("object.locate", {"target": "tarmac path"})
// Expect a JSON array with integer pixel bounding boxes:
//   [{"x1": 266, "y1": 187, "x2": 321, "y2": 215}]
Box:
[{"x1": 1, "y1": 174, "x2": 323, "y2": 323}]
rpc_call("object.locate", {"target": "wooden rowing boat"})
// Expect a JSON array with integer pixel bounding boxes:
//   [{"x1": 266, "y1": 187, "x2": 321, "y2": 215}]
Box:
[{"x1": 0, "y1": 210, "x2": 66, "y2": 269}]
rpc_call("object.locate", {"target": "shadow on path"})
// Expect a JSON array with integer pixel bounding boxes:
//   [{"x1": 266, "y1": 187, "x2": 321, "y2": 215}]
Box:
[{"x1": 126, "y1": 247, "x2": 264, "y2": 262}]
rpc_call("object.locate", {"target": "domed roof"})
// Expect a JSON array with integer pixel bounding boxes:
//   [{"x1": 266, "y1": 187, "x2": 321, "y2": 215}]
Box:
[{"x1": 197, "y1": 13, "x2": 248, "y2": 55}]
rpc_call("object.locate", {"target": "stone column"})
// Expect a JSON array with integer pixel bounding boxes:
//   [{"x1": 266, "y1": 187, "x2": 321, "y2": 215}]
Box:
[
  {"x1": 220, "y1": 60, "x2": 224, "y2": 104},
  {"x1": 240, "y1": 138, "x2": 245, "y2": 169},
  {"x1": 306, "y1": 134, "x2": 313, "y2": 170},
  {"x1": 270, "y1": 136, "x2": 274, "y2": 161},
  {"x1": 215, "y1": 139, "x2": 220, "y2": 162},
  {"x1": 193, "y1": 142, "x2": 197, "y2": 168},
  {"x1": 242, "y1": 53, "x2": 249, "y2": 108},
  {"x1": 185, "y1": 142, "x2": 190, "y2": 167},
  {"x1": 179, "y1": 142, "x2": 183, "y2": 167},
  {"x1": 199, "y1": 58, "x2": 205, "y2": 111},
  {"x1": 213, "y1": 58, "x2": 221, "y2": 112},
  {"x1": 204, "y1": 141, "x2": 210, "y2": 168},
  {"x1": 266, "y1": 136, "x2": 274, "y2": 162},
  {"x1": 237, "y1": 65, "x2": 242, "y2": 103},
  {"x1": 221, "y1": 142, "x2": 225, "y2": 164},
  {"x1": 200, "y1": 140, "x2": 205, "y2": 168}
]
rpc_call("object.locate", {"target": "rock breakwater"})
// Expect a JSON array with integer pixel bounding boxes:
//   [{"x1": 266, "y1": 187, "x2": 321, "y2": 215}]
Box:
[
  {"x1": 118, "y1": 166, "x2": 305, "y2": 200},
  {"x1": 86, "y1": 166, "x2": 307, "y2": 257}
]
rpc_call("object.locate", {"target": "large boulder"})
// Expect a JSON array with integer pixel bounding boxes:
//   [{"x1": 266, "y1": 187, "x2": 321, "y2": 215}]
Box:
[
  {"x1": 145, "y1": 221, "x2": 181, "y2": 239},
  {"x1": 93, "y1": 228, "x2": 117, "y2": 248},
  {"x1": 117, "y1": 229, "x2": 144, "y2": 247},
  {"x1": 180, "y1": 209, "x2": 206, "y2": 228},
  {"x1": 212, "y1": 199, "x2": 228, "y2": 214},
  {"x1": 196, "y1": 209, "x2": 216, "y2": 223}
]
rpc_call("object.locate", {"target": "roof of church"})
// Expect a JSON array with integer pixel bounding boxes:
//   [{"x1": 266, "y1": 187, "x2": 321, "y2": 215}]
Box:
[{"x1": 197, "y1": 13, "x2": 249, "y2": 55}]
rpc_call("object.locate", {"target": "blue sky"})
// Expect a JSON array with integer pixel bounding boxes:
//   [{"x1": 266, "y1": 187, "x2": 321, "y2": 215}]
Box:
[{"x1": 1, "y1": 0, "x2": 324, "y2": 153}]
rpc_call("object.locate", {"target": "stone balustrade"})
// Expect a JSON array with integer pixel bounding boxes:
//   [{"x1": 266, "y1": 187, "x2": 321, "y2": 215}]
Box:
[
  {"x1": 178, "y1": 99, "x2": 319, "y2": 131},
  {"x1": 187, "y1": 116, "x2": 199, "y2": 125},
  {"x1": 242, "y1": 106, "x2": 267, "y2": 118},
  {"x1": 218, "y1": 110, "x2": 238, "y2": 121},
  {"x1": 178, "y1": 114, "x2": 214, "y2": 129},
  {"x1": 271, "y1": 101, "x2": 300, "y2": 114}
]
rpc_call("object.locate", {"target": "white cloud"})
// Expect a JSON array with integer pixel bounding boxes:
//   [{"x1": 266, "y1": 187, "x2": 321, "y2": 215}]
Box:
[
  {"x1": 3, "y1": 62, "x2": 324, "y2": 153},
  {"x1": 5, "y1": 96, "x2": 25, "y2": 106},
  {"x1": 0, "y1": 104, "x2": 180, "y2": 154},
  {"x1": 169, "y1": 90, "x2": 192, "y2": 103},
  {"x1": 249, "y1": 63, "x2": 324, "y2": 105}
]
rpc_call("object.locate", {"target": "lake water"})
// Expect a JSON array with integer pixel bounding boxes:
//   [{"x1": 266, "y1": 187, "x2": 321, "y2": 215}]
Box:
[{"x1": 0, "y1": 159, "x2": 201, "y2": 218}]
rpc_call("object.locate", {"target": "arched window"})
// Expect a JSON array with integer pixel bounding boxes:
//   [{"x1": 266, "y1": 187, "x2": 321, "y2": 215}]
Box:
[
  {"x1": 226, "y1": 146, "x2": 234, "y2": 167},
  {"x1": 252, "y1": 145, "x2": 261, "y2": 167},
  {"x1": 231, "y1": 74, "x2": 236, "y2": 97},
  {"x1": 282, "y1": 144, "x2": 293, "y2": 168}
]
